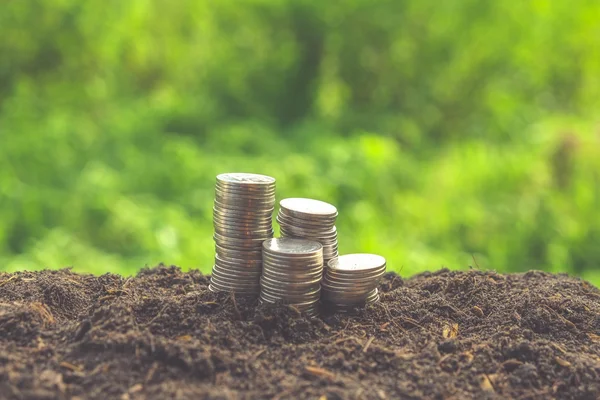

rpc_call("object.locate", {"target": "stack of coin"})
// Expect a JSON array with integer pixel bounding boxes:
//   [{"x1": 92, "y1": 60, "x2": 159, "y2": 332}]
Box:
[
  {"x1": 321, "y1": 254, "x2": 386, "y2": 312},
  {"x1": 260, "y1": 238, "x2": 323, "y2": 317},
  {"x1": 276, "y1": 198, "x2": 338, "y2": 268},
  {"x1": 209, "y1": 173, "x2": 276, "y2": 295}
]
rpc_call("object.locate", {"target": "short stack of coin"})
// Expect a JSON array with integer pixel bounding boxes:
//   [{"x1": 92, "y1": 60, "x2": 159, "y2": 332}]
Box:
[
  {"x1": 260, "y1": 238, "x2": 323, "y2": 317},
  {"x1": 321, "y1": 254, "x2": 386, "y2": 312},
  {"x1": 209, "y1": 173, "x2": 276, "y2": 295},
  {"x1": 277, "y1": 198, "x2": 338, "y2": 268}
]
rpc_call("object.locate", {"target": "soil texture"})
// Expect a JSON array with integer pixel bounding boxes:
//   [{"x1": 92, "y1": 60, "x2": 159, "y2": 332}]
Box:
[{"x1": 0, "y1": 266, "x2": 599, "y2": 399}]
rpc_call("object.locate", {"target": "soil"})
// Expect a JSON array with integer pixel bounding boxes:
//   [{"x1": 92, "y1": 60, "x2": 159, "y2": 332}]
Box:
[{"x1": 0, "y1": 266, "x2": 599, "y2": 400}]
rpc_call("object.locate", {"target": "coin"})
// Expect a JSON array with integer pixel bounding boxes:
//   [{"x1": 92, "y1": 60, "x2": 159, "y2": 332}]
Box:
[
  {"x1": 262, "y1": 238, "x2": 323, "y2": 257},
  {"x1": 276, "y1": 198, "x2": 339, "y2": 273},
  {"x1": 209, "y1": 172, "x2": 276, "y2": 295},
  {"x1": 328, "y1": 254, "x2": 386, "y2": 273},
  {"x1": 260, "y1": 238, "x2": 323, "y2": 317},
  {"x1": 321, "y1": 254, "x2": 386, "y2": 311},
  {"x1": 279, "y1": 198, "x2": 337, "y2": 219},
  {"x1": 276, "y1": 214, "x2": 335, "y2": 231},
  {"x1": 217, "y1": 172, "x2": 275, "y2": 185}
]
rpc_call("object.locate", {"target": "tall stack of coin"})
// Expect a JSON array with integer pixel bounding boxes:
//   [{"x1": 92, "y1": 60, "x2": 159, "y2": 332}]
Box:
[
  {"x1": 276, "y1": 198, "x2": 338, "y2": 268},
  {"x1": 209, "y1": 173, "x2": 276, "y2": 295},
  {"x1": 321, "y1": 254, "x2": 386, "y2": 312},
  {"x1": 260, "y1": 238, "x2": 323, "y2": 317}
]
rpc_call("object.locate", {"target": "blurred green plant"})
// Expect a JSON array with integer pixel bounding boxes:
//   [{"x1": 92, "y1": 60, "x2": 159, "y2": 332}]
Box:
[{"x1": 1, "y1": 0, "x2": 599, "y2": 285}]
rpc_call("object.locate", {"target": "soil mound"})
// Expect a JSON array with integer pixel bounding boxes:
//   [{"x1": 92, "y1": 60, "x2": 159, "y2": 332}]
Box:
[{"x1": 0, "y1": 266, "x2": 599, "y2": 399}]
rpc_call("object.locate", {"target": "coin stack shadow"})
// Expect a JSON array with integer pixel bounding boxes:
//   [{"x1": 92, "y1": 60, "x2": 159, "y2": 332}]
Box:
[
  {"x1": 276, "y1": 198, "x2": 339, "y2": 269},
  {"x1": 209, "y1": 173, "x2": 276, "y2": 295},
  {"x1": 321, "y1": 254, "x2": 386, "y2": 312},
  {"x1": 260, "y1": 238, "x2": 323, "y2": 317}
]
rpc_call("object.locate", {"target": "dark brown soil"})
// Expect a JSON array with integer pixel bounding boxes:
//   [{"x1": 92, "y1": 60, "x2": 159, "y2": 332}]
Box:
[{"x1": 0, "y1": 266, "x2": 599, "y2": 400}]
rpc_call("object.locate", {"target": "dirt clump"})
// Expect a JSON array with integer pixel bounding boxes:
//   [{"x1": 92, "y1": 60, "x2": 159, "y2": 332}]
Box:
[{"x1": 0, "y1": 266, "x2": 599, "y2": 399}]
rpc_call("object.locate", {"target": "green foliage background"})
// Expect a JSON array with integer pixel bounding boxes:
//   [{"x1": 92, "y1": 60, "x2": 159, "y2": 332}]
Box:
[{"x1": 1, "y1": 0, "x2": 599, "y2": 284}]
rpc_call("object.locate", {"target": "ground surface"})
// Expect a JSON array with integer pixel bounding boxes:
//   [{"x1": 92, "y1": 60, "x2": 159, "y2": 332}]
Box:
[{"x1": 0, "y1": 266, "x2": 599, "y2": 400}]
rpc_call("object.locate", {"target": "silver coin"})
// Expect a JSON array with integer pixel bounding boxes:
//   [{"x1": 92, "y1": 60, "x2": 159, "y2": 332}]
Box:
[
  {"x1": 324, "y1": 266, "x2": 386, "y2": 279},
  {"x1": 261, "y1": 266, "x2": 323, "y2": 279},
  {"x1": 262, "y1": 249, "x2": 323, "y2": 260},
  {"x1": 278, "y1": 222, "x2": 335, "y2": 234},
  {"x1": 214, "y1": 223, "x2": 273, "y2": 234},
  {"x1": 216, "y1": 188, "x2": 276, "y2": 199},
  {"x1": 215, "y1": 185, "x2": 275, "y2": 195},
  {"x1": 214, "y1": 202, "x2": 275, "y2": 213},
  {"x1": 262, "y1": 268, "x2": 323, "y2": 279},
  {"x1": 262, "y1": 263, "x2": 323, "y2": 274},
  {"x1": 214, "y1": 200, "x2": 274, "y2": 213},
  {"x1": 325, "y1": 265, "x2": 386, "y2": 279},
  {"x1": 279, "y1": 226, "x2": 338, "y2": 240},
  {"x1": 324, "y1": 277, "x2": 383, "y2": 290},
  {"x1": 214, "y1": 214, "x2": 273, "y2": 224},
  {"x1": 260, "y1": 291, "x2": 321, "y2": 303},
  {"x1": 327, "y1": 254, "x2": 386, "y2": 273},
  {"x1": 279, "y1": 232, "x2": 338, "y2": 245},
  {"x1": 213, "y1": 220, "x2": 273, "y2": 230},
  {"x1": 259, "y1": 291, "x2": 321, "y2": 305},
  {"x1": 260, "y1": 292, "x2": 320, "y2": 305},
  {"x1": 322, "y1": 277, "x2": 378, "y2": 289},
  {"x1": 262, "y1": 255, "x2": 323, "y2": 266},
  {"x1": 323, "y1": 253, "x2": 340, "y2": 261},
  {"x1": 322, "y1": 278, "x2": 382, "y2": 292},
  {"x1": 261, "y1": 262, "x2": 323, "y2": 273},
  {"x1": 321, "y1": 244, "x2": 340, "y2": 253},
  {"x1": 276, "y1": 212, "x2": 336, "y2": 228},
  {"x1": 216, "y1": 181, "x2": 275, "y2": 190},
  {"x1": 262, "y1": 238, "x2": 323, "y2": 257},
  {"x1": 214, "y1": 227, "x2": 274, "y2": 239},
  {"x1": 260, "y1": 273, "x2": 322, "y2": 288},
  {"x1": 215, "y1": 195, "x2": 275, "y2": 207},
  {"x1": 216, "y1": 172, "x2": 275, "y2": 186},
  {"x1": 214, "y1": 232, "x2": 272, "y2": 243},
  {"x1": 215, "y1": 187, "x2": 276, "y2": 199},
  {"x1": 259, "y1": 284, "x2": 321, "y2": 299},
  {"x1": 262, "y1": 269, "x2": 323, "y2": 280},
  {"x1": 262, "y1": 254, "x2": 323, "y2": 267},
  {"x1": 277, "y1": 217, "x2": 335, "y2": 231},
  {"x1": 213, "y1": 206, "x2": 274, "y2": 218},
  {"x1": 259, "y1": 277, "x2": 321, "y2": 292},
  {"x1": 214, "y1": 198, "x2": 274, "y2": 208},
  {"x1": 210, "y1": 278, "x2": 261, "y2": 292},
  {"x1": 214, "y1": 222, "x2": 273, "y2": 233},
  {"x1": 214, "y1": 241, "x2": 265, "y2": 253},
  {"x1": 210, "y1": 274, "x2": 261, "y2": 289},
  {"x1": 322, "y1": 287, "x2": 379, "y2": 302},
  {"x1": 322, "y1": 254, "x2": 340, "y2": 262},
  {"x1": 211, "y1": 268, "x2": 261, "y2": 284},
  {"x1": 214, "y1": 227, "x2": 274, "y2": 238},
  {"x1": 279, "y1": 198, "x2": 337, "y2": 219},
  {"x1": 260, "y1": 281, "x2": 321, "y2": 294},
  {"x1": 213, "y1": 218, "x2": 273, "y2": 230},
  {"x1": 321, "y1": 281, "x2": 376, "y2": 293}
]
